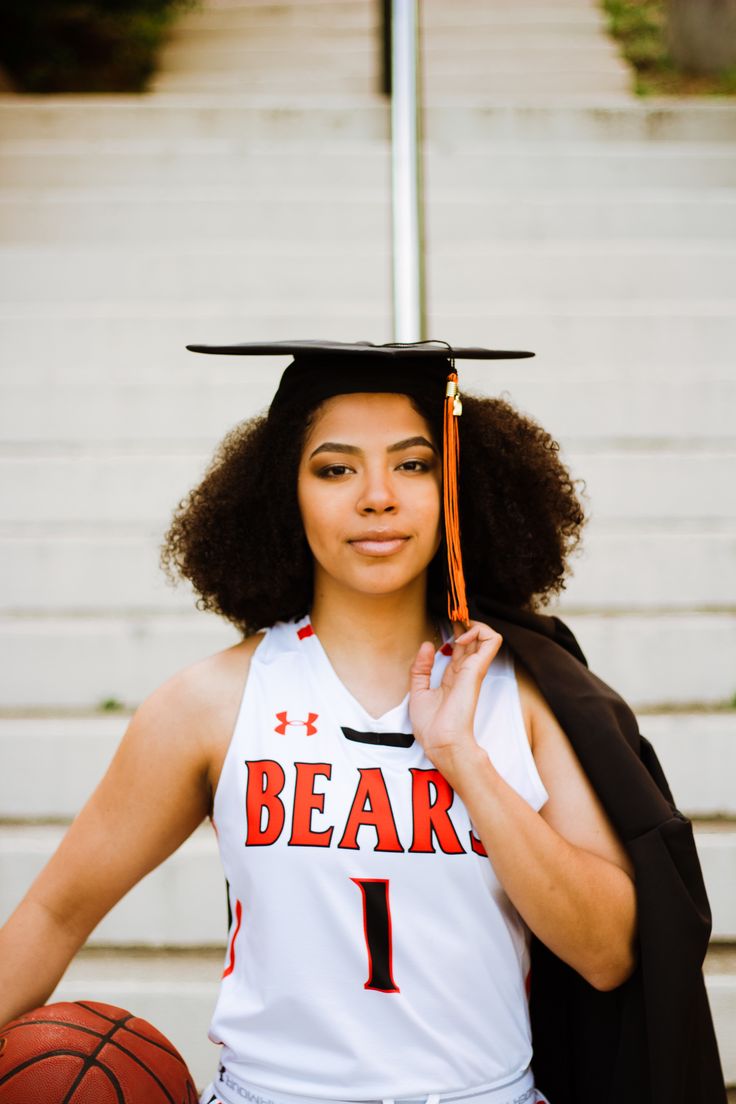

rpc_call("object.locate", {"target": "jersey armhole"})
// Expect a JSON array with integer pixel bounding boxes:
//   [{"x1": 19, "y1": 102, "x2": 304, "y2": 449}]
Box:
[
  {"x1": 211, "y1": 629, "x2": 269, "y2": 818},
  {"x1": 505, "y1": 650, "x2": 550, "y2": 813}
]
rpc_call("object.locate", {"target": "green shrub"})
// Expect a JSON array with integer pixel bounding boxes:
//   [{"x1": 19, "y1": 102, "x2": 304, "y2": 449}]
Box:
[
  {"x1": 602, "y1": 0, "x2": 736, "y2": 95},
  {"x1": 0, "y1": 0, "x2": 194, "y2": 92}
]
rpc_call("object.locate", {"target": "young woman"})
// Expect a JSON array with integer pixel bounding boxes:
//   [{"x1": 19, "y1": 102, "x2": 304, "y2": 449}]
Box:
[{"x1": 0, "y1": 339, "x2": 673, "y2": 1104}]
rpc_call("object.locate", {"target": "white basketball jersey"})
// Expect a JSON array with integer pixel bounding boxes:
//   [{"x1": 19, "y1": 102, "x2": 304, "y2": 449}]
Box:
[{"x1": 208, "y1": 616, "x2": 549, "y2": 1099}]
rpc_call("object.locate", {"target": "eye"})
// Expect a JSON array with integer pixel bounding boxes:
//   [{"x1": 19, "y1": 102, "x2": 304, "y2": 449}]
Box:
[
  {"x1": 317, "y1": 463, "x2": 354, "y2": 479},
  {"x1": 397, "y1": 458, "x2": 432, "y2": 473}
]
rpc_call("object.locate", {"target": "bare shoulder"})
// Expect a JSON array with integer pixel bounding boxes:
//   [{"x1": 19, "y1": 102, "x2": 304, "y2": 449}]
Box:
[
  {"x1": 130, "y1": 631, "x2": 265, "y2": 805},
  {"x1": 512, "y1": 654, "x2": 633, "y2": 877}
]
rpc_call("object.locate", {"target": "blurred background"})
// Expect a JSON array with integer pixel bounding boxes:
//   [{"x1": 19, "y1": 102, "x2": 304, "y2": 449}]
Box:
[{"x1": 0, "y1": 0, "x2": 734, "y2": 1091}]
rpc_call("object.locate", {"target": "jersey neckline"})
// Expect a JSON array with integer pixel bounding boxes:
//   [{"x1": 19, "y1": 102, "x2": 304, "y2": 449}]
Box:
[{"x1": 294, "y1": 615, "x2": 453, "y2": 729}]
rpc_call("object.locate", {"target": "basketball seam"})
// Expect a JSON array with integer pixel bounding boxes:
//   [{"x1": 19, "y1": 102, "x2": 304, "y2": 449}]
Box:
[
  {"x1": 75, "y1": 1004, "x2": 186, "y2": 1104},
  {"x1": 61, "y1": 1016, "x2": 129, "y2": 1104},
  {"x1": 1, "y1": 1019, "x2": 107, "y2": 1042},
  {"x1": 0, "y1": 1048, "x2": 123, "y2": 1104},
  {"x1": 76, "y1": 1002, "x2": 182, "y2": 1060}
]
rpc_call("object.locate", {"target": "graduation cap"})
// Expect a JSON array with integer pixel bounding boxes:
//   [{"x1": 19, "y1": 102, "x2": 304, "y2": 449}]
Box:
[{"x1": 186, "y1": 339, "x2": 535, "y2": 626}]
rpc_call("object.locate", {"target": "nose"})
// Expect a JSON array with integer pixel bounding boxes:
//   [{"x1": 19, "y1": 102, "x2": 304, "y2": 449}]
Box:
[{"x1": 356, "y1": 464, "x2": 397, "y2": 515}]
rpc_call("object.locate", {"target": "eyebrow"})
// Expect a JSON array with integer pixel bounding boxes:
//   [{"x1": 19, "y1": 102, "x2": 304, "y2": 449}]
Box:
[{"x1": 309, "y1": 435, "x2": 437, "y2": 460}]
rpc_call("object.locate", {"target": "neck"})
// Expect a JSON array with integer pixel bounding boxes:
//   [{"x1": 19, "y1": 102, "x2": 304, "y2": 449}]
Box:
[{"x1": 310, "y1": 574, "x2": 438, "y2": 664}]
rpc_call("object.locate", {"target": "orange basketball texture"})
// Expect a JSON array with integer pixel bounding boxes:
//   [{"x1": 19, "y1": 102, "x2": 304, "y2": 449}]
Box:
[{"x1": 0, "y1": 1001, "x2": 198, "y2": 1103}]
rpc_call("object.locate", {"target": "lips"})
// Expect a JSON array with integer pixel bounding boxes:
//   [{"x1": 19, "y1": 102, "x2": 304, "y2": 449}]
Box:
[{"x1": 348, "y1": 531, "x2": 410, "y2": 557}]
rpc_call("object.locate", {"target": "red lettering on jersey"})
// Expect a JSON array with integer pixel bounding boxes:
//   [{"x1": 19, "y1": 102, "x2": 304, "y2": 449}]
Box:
[
  {"x1": 409, "y1": 768, "x2": 464, "y2": 854},
  {"x1": 469, "y1": 829, "x2": 487, "y2": 856},
  {"x1": 288, "y1": 762, "x2": 334, "y2": 847},
  {"x1": 245, "y1": 759, "x2": 286, "y2": 845},
  {"x1": 297, "y1": 623, "x2": 315, "y2": 640},
  {"x1": 274, "y1": 711, "x2": 318, "y2": 736},
  {"x1": 338, "y1": 768, "x2": 404, "y2": 852}
]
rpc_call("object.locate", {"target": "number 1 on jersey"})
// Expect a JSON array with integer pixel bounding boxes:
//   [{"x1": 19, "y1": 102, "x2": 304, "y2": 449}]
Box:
[{"x1": 351, "y1": 878, "x2": 400, "y2": 993}]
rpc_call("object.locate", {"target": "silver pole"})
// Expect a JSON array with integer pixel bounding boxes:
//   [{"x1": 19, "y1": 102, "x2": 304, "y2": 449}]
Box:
[{"x1": 391, "y1": 0, "x2": 425, "y2": 342}]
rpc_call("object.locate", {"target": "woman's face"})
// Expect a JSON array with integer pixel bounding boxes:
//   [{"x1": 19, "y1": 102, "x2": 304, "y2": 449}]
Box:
[{"x1": 297, "y1": 392, "x2": 442, "y2": 603}]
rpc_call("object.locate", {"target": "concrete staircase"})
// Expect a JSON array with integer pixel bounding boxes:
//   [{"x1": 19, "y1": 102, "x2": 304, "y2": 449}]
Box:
[{"x1": 0, "y1": 0, "x2": 734, "y2": 1091}]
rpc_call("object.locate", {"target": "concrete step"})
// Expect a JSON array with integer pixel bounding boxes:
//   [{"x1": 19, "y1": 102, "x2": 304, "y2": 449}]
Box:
[
  {"x1": 44, "y1": 945, "x2": 730, "y2": 1089},
  {"x1": 426, "y1": 146, "x2": 736, "y2": 190},
  {"x1": 0, "y1": 307, "x2": 732, "y2": 381},
  {"x1": 0, "y1": 245, "x2": 397, "y2": 303},
  {"x1": 178, "y1": 0, "x2": 601, "y2": 31},
  {"x1": 0, "y1": 825, "x2": 226, "y2": 947},
  {"x1": 2, "y1": 372, "x2": 735, "y2": 444},
  {"x1": 422, "y1": 71, "x2": 631, "y2": 100},
  {"x1": 640, "y1": 715, "x2": 736, "y2": 819},
  {"x1": 153, "y1": 70, "x2": 631, "y2": 98},
  {"x1": 2, "y1": 711, "x2": 734, "y2": 823},
  {"x1": 0, "y1": 612, "x2": 733, "y2": 709},
  {"x1": 0, "y1": 139, "x2": 393, "y2": 190},
  {"x1": 430, "y1": 243, "x2": 736, "y2": 301},
  {"x1": 423, "y1": 101, "x2": 736, "y2": 143},
  {"x1": 3, "y1": 243, "x2": 735, "y2": 302},
  {"x1": 2, "y1": 189, "x2": 735, "y2": 244},
  {"x1": 558, "y1": 523, "x2": 736, "y2": 612},
  {"x1": 0, "y1": 95, "x2": 391, "y2": 143},
  {"x1": 426, "y1": 191, "x2": 736, "y2": 241},
  {"x1": 151, "y1": 71, "x2": 378, "y2": 94},
  {"x1": 157, "y1": 44, "x2": 378, "y2": 74},
  {"x1": 1, "y1": 823, "x2": 734, "y2": 945},
  {"x1": 168, "y1": 0, "x2": 378, "y2": 32},
  {"x1": 2, "y1": 98, "x2": 735, "y2": 144},
  {"x1": 427, "y1": 301, "x2": 736, "y2": 364},
  {"x1": 171, "y1": 27, "x2": 608, "y2": 49},
  {"x1": 2, "y1": 525, "x2": 735, "y2": 616},
  {"x1": 0, "y1": 190, "x2": 391, "y2": 245},
  {"x1": 2, "y1": 141, "x2": 735, "y2": 191},
  {"x1": 2, "y1": 446, "x2": 734, "y2": 526}
]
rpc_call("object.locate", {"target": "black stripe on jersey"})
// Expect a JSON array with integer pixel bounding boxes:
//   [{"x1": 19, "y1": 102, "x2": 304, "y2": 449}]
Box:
[{"x1": 341, "y1": 727, "x2": 414, "y2": 749}]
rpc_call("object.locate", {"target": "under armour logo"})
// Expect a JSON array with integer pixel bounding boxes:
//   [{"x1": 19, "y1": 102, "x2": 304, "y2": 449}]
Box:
[{"x1": 274, "y1": 711, "x2": 319, "y2": 736}]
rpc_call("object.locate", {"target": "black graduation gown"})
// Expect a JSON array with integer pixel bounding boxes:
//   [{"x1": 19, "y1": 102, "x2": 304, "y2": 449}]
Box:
[{"x1": 471, "y1": 595, "x2": 727, "y2": 1104}]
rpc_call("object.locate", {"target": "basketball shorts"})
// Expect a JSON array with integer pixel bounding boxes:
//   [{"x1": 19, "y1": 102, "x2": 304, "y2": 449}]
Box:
[{"x1": 199, "y1": 1065, "x2": 550, "y2": 1104}]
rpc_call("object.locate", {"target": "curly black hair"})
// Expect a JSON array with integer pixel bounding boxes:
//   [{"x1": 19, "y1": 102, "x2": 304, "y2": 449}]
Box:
[{"x1": 161, "y1": 393, "x2": 587, "y2": 635}]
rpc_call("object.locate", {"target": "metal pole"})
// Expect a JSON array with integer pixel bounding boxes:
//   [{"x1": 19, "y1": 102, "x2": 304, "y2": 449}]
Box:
[{"x1": 390, "y1": 0, "x2": 425, "y2": 342}]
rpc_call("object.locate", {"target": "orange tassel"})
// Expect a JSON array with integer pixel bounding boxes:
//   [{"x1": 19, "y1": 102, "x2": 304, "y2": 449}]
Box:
[{"x1": 443, "y1": 372, "x2": 469, "y2": 627}]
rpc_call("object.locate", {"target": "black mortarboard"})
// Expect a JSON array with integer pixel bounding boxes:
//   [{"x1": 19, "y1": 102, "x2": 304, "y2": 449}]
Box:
[{"x1": 186, "y1": 339, "x2": 535, "y2": 624}]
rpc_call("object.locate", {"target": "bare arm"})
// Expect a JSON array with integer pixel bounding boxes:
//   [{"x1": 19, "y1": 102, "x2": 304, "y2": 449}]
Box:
[
  {"x1": 410, "y1": 623, "x2": 637, "y2": 992},
  {"x1": 0, "y1": 638, "x2": 257, "y2": 1027}
]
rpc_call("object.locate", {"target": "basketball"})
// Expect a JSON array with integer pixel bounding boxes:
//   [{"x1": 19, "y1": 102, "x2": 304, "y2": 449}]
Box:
[{"x1": 0, "y1": 1000, "x2": 198, "y2": 1103}]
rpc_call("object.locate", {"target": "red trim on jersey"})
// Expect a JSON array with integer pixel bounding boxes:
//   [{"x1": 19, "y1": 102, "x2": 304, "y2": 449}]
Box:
[
  {"x1": 222, "y1": 898, "x2": 243, "y2": 978},
  {"x1": 297, "y1": 623, "x2": 314, "y2": 640}
]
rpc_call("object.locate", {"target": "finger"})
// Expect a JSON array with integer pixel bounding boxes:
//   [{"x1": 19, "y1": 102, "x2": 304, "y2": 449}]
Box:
[
  {"x1": 409, "y1": 640, "x2": 436, "y2": 694},
  {"x1": 453, "y1": 620, "x2": 499, "y2": 645},
  {"x1": 449, "y1": 626, "x2": 503, "y2": 681}
]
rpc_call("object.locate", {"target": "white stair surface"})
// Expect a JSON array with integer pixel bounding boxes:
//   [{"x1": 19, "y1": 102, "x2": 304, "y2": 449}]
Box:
[{"x1": 0, "y1": 0, "x2": 734, "y2": 1088}]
